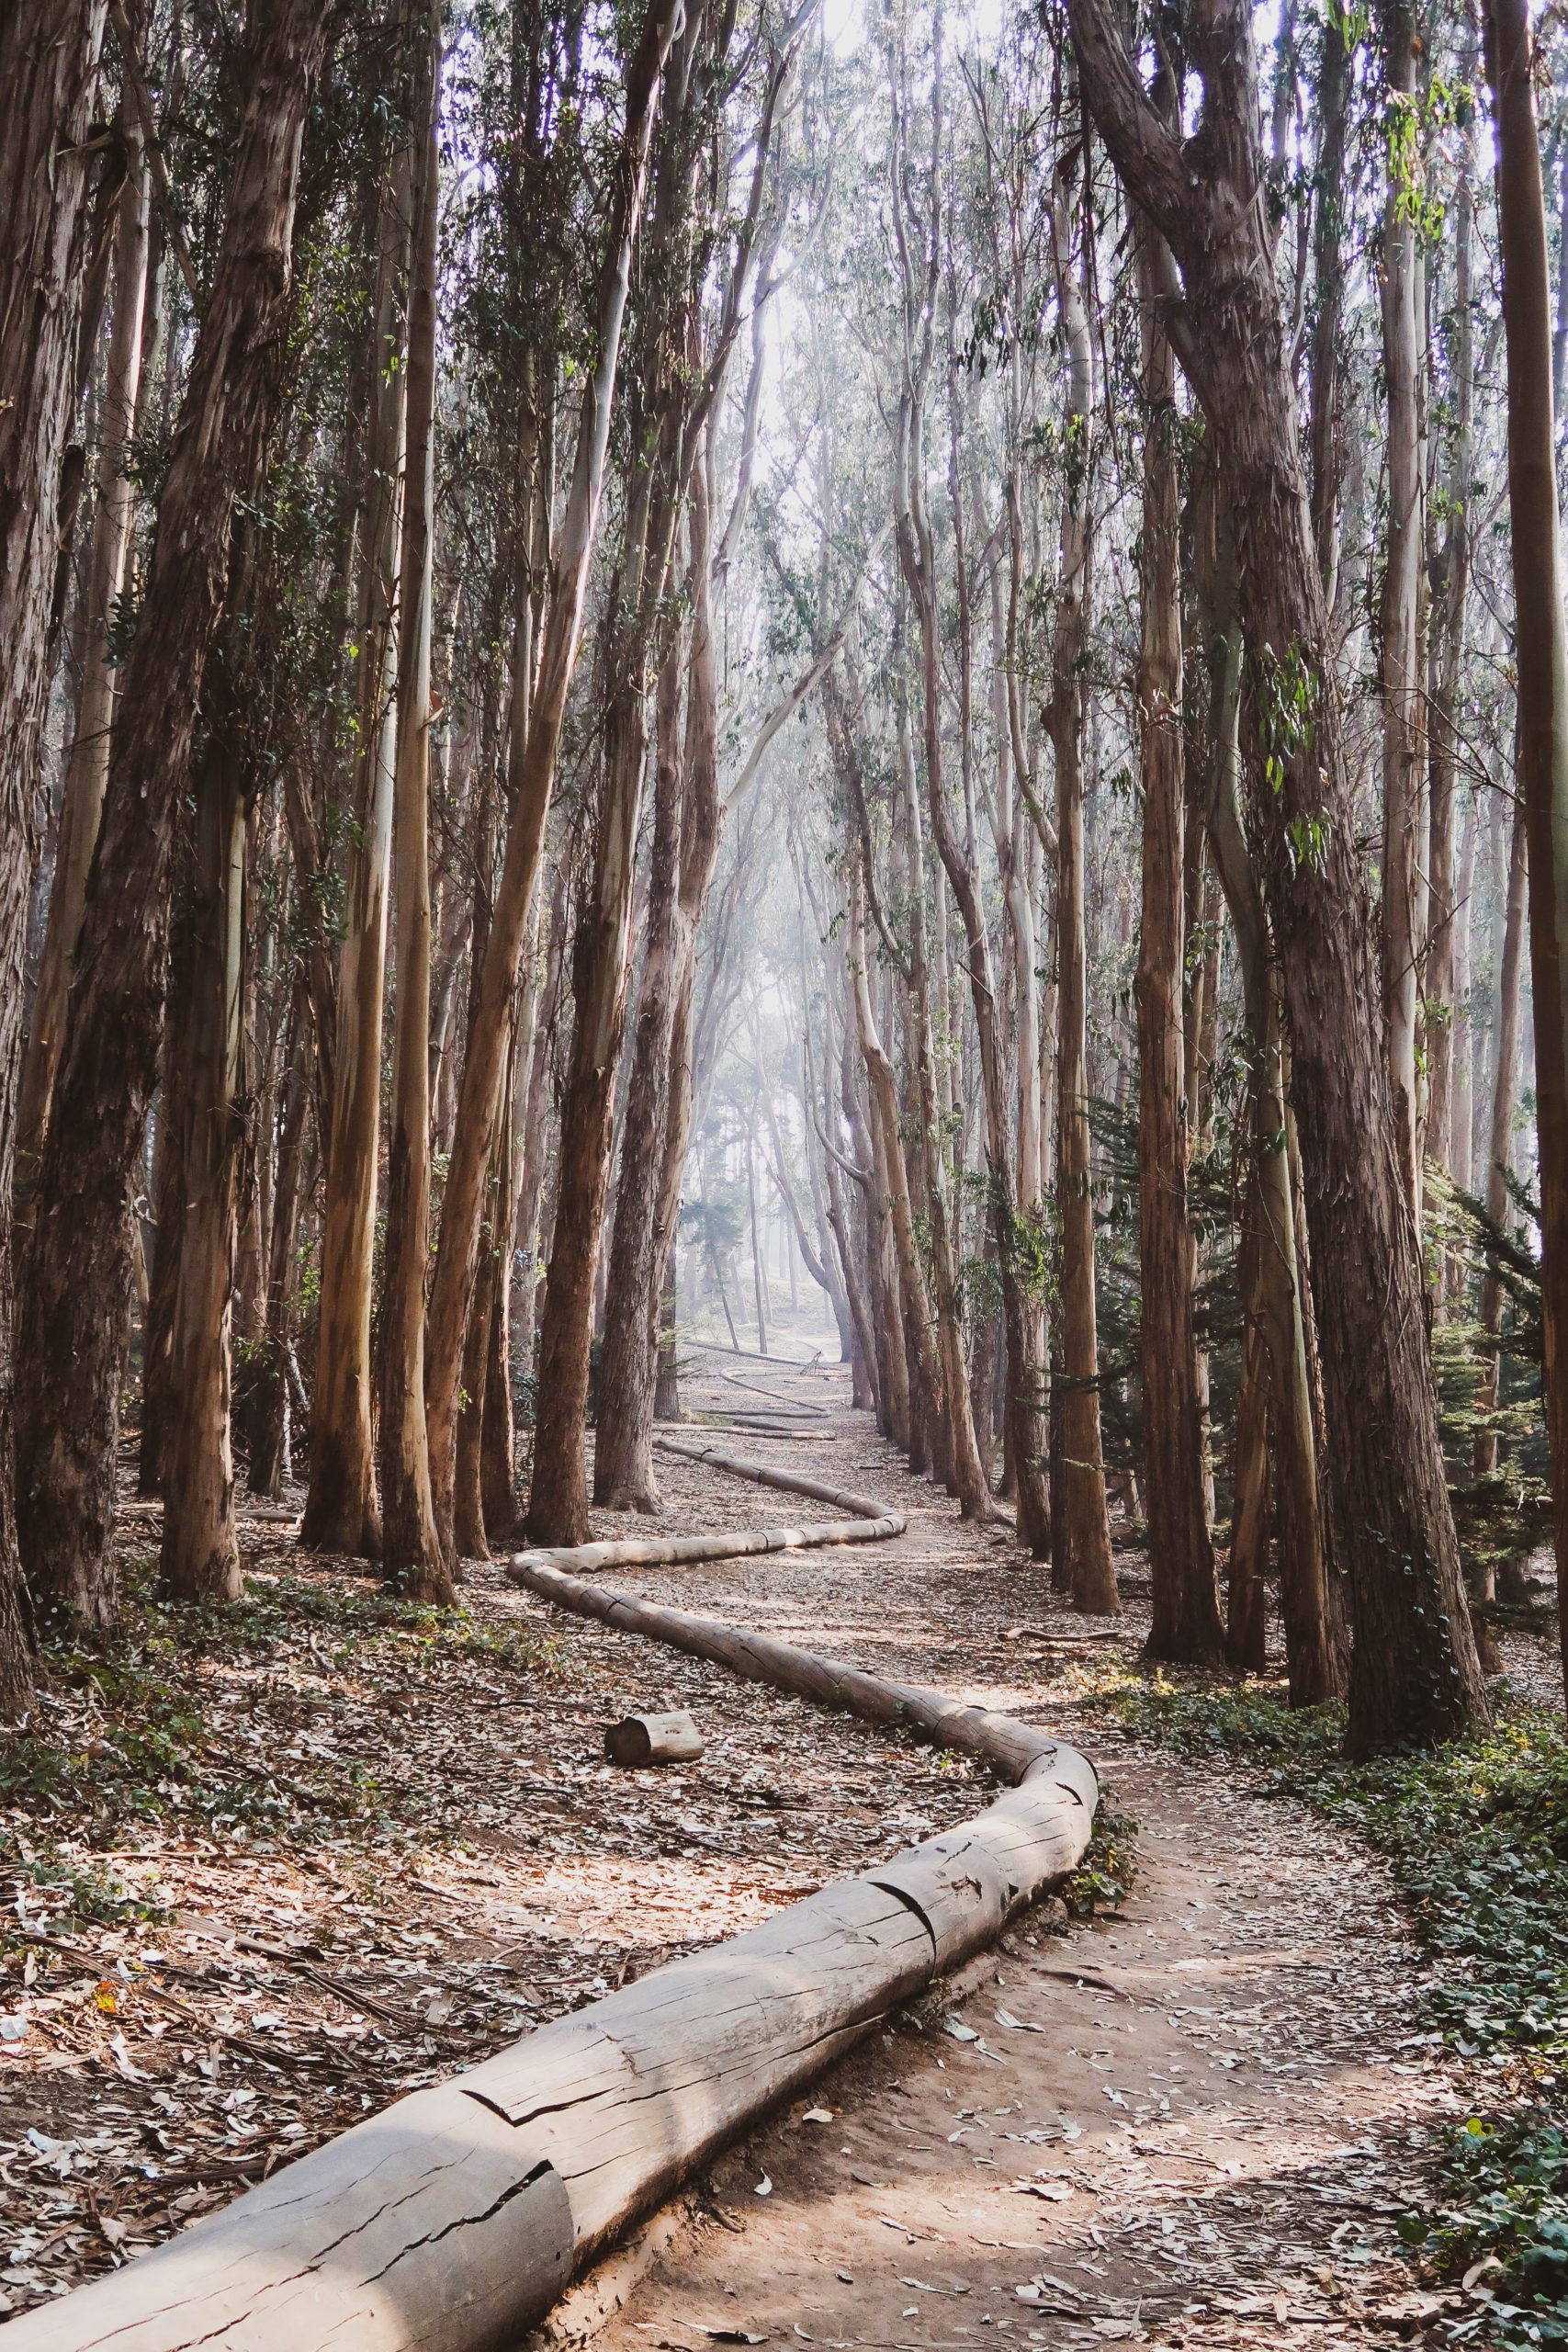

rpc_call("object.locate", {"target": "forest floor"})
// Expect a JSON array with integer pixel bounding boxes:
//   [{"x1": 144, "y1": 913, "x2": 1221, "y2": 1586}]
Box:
[{"x1": 0, "y1": 1329, "x2": 1561, "y2": 2347}]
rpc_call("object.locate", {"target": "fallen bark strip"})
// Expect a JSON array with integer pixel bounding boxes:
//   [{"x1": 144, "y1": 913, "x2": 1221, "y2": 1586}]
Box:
[{"x1": 5, "y1": 1453, "x2": 1096, "y2": 2352}]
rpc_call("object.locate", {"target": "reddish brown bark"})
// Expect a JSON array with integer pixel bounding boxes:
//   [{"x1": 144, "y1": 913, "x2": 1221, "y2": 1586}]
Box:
[
  {"x1": 594, "y1": 630, "x2": 690, "y2": 1509},
  {"x1": 160, "y1": 719, "x2": 248, "y2": 1602},
  {"x1": 1046, "y1": 155, "x2": 1117, "y2": 1612},
  {"x1": 1068, "y1": 0, "x2": 1485, "y2": 1748},
  {"x1": 1487, "y1": 0, "x2": 1568, "y2": 1713},
  {"x1": 17, "y1": 0, "x2": 333, "y2": 1628},
  {"x1": 378, "y1": 0, "x2": 448, "y2": 1600},
  {"x1": 300, "y1": 76, "x2": 411, "y2": 1563},
  {"x1": 0, "y1": 0, "x2": 111, "y2": 1695},
  {"x1": 423, "y1": 0, "x2": 684, "y2": 1545},
  {"x1": 1134, "y1": 225, "x2": 1223, "y2": 1663}
]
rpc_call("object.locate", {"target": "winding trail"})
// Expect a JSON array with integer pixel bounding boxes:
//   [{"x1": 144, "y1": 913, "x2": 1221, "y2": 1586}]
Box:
[
  {"x1": 1, "y1": 1366, "x2": 1095, "y2": 2352},
  {"x1": 0, "y1": 1342, "x2": 1485, "y2": 2352},
  {"x1": 526, "y1": 1348, "x2": 1472, "y2": 2352}
]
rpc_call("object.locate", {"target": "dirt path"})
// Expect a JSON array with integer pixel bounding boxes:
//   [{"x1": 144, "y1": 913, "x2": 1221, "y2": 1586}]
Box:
[
  {"x1": 0, "y1": 1351, "x2": 998, "y2": 2316},
  {"x1": 511, "y1": 1348, "x2": 1477, "y2": 2352},
  {"x1": 0, "y1": 1340, "x2": 1506, "y2": 2340}
]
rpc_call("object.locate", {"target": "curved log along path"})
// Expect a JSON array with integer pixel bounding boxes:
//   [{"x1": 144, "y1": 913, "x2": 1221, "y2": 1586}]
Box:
[
  {"x1": 558, "y1": 1359, "x2": 1483, "y2": 2352},
  {"x1": 2, "y1": 1408, "x2": 1097, "y2": 2352}
]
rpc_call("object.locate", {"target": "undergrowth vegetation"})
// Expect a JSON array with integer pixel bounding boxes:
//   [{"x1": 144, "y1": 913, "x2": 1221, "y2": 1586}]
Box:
[
  {"x1": 3, "y1": 1562, "x2": 556, "y2": 1945},
  {"x1": 1066, "y1": 1796, "x2": 1139, "y2": 1920},
  {"x1": 1081, "y1": 1671, "x2": 1568, "y2": 2345}
]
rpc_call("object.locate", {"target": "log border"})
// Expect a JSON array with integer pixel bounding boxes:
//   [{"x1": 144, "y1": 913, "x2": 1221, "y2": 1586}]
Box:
[{"x1": 4, "y1": 1447, "x2": 1096, "y2": 2352}]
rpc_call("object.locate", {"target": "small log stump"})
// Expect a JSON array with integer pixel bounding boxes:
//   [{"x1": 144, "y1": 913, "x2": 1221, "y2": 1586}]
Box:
[{"x1": 604, "y1": 1710, "x2": 704, "y2": 1765}]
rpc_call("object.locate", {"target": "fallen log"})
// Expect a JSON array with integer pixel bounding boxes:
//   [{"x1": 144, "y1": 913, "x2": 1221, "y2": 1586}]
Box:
[
  {"x1": 504, "y1": 1508, "x2": 901, "y2": 1580},
  {"x1": 501, "y1": 1438, "x2": 904, "y2": 1582},
  {"x1": 506, "y1": 1556, "x2": 1074, "y2": 1792},
  {"x1": 687, "y1": 1412, "x2": 817, "y2": 1440},
  {"x1": 686, "y1": 1338, "x2": 818, "y2": 1371},
  {"x1": 655, "y1": 1433, "x2": 894, "y2": 1524},
  {"x1": 604, "y1": 1708, "x2": 704, "y2": 1764},
  {"x1": 715, "y1": 1369, "x2": 829, "y2": 1417},
  {"x1": 4, "y1": 1451, "x2": 1095, "y2": 2352}
]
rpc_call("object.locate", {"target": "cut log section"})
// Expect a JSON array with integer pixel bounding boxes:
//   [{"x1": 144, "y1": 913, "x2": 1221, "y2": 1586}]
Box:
[
  {"x1": 605, "y1": 1708, "x2": 704, "y2": 1764},
  {"x1": 5, "y1": 1445, "x2": 1096, "y2": 2352}
]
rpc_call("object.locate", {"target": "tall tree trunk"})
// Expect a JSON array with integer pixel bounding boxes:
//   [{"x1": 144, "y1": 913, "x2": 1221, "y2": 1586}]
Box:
[
  {"x1": 897, "y1": 345, "x2": 1045, "y2": 1539},
  {"x1": 1227, "y1": 1222, "x2": 1271, "y2": 1673},
  {"x1": 1197, "y1": 464, "x2": 1339, "y2": 1702},
  {"x1": 423, "y1": 0, "x2": 683, "y2": 1542},
  {"x1": 301, "y1": 96, "x2": 412, "y2": 1561},
  {"x1": 1427, "y1": 137, "x2": 1474, "y2": 1183},
  {"x1": 747, "y1": 1108, "x2": 769, "y2": 1355},
  {"x1": 1308, "y1": 19, "x2": 1350, "y2": 604},
  {"x1": 1380, "y1": 0, "x2": 1427, "y2": 1209},
  {"x1": 841, "y1": 949, "x2": 905, "y2": 1443},
  {"x1": 529, "y1": 549, "x2": 677, "y2": 1543},
  {"x1": 0, "y1": 0, "x2": 109, "y2": 1698},
  {"x1": 19, "y1": 104, "x2": 149, "y2": 1191},
  {"x1": 848, "y1": 867, "x2": 944, "y2": 1458},
  {"x1": 480, "y1": 1133, "x2": 519, "y2": 1541},
  {"x1": 647, "y1": 739, "x2": 721, "y2": 1413},
  {"x1": 527, "y1": 662, "x2": 657, "y2": 1542},
  {"x1": 1134, "y1": 222, "x2": 1223, "y2": 1662},
  {"x1": 139, "y1": 870, "x2": 196, "y2": 1498},
  {"x1": 378, "y1": 1, "x2": 448, "y2": 1600},
  {"x1": 1047, "y1": 153, "x2": 1117, "y2": 1611},
  {"x1": 1450, "y1": 795, "x2": 1478, "y2": 1199},
  {"x1": 1489, "y1": 0, "x2": 1568, "y2": 1709},
  {"x1": 1068, "y1": 0, "x2": 1485, "y2": 1751},
  {"x1": 513, "y1": 860, "x2": 566, "y2": 1374},
  {"x1": 160, "y1": 724, "x2": 247, "y2": 1600},
  {"x1": 594, "y1": 631, "x2": 688, "y2": 1506},
  {"x1": 811, "y1": 958, "x2": 879, "y2": 1408},
  {"x1": 1474, "y1": 778, "x2": 1529, "y2": 1473},
  {"x1": 249, "y1": 992, "x2": 310, "y2": 1497},
  {"x1": 992, "y1": 522, "x2": 1052, "y2": 1527},
  {"x1": 454, "y1": 1226, "x2": 497, "y2": 1559},
  {"x1": 795, "y1": 1012, "x2": 855, "y2": 1367},
  {"x1": 452, "y1": 757, "x2": 505, "y2": 1565},
  {"x1": 17, "y1": 0, "x2": 332, "y2": 1630},
  {"x1": 894, "y1": 681, "x2": 988, "y2": 1519}
]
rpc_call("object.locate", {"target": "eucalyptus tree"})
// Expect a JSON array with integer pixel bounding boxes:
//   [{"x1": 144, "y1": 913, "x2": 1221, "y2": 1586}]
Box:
[
  {"x1": 300, "y1": 6, "x2": 420, "y2": 1562},
  {"x1": 1066, "y1": 0, "x2": 1488, "y2": 1750},
  {"x1": 1488, "y1": 0, "x2": 1568, "y2": 1702},
  {"x1": 0, "y1": 0, "x2": 111, "y2": 1695},
  {"x1": 527, "y1": 1, "x2": 790, "y2": 1544},
  {"x1": 18, "y1": 97, "x2": 151, "y2": 1198},
  {"x1": 1044, "y1": 124, "x2": 1117, "y2": 1611},
  {"x1": 593, "y1": 50, "x2": 797, "y2": 1515},
  {"x1": 423, "y1": 0, "x2": 689, "y2": 1555},
  {"x1": 1134, "y1": 194, "x2": 1224, "y2": 1666},
  {"x1": 379, "y1": 0, "x2": 449, "y2": 1597},
  {"x1": 17, "y1": 0, "x2": 337, "y2": 1630},
  {"x1": 1378, "y1": 0, "x2": 1429, "y2": 1209}
]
